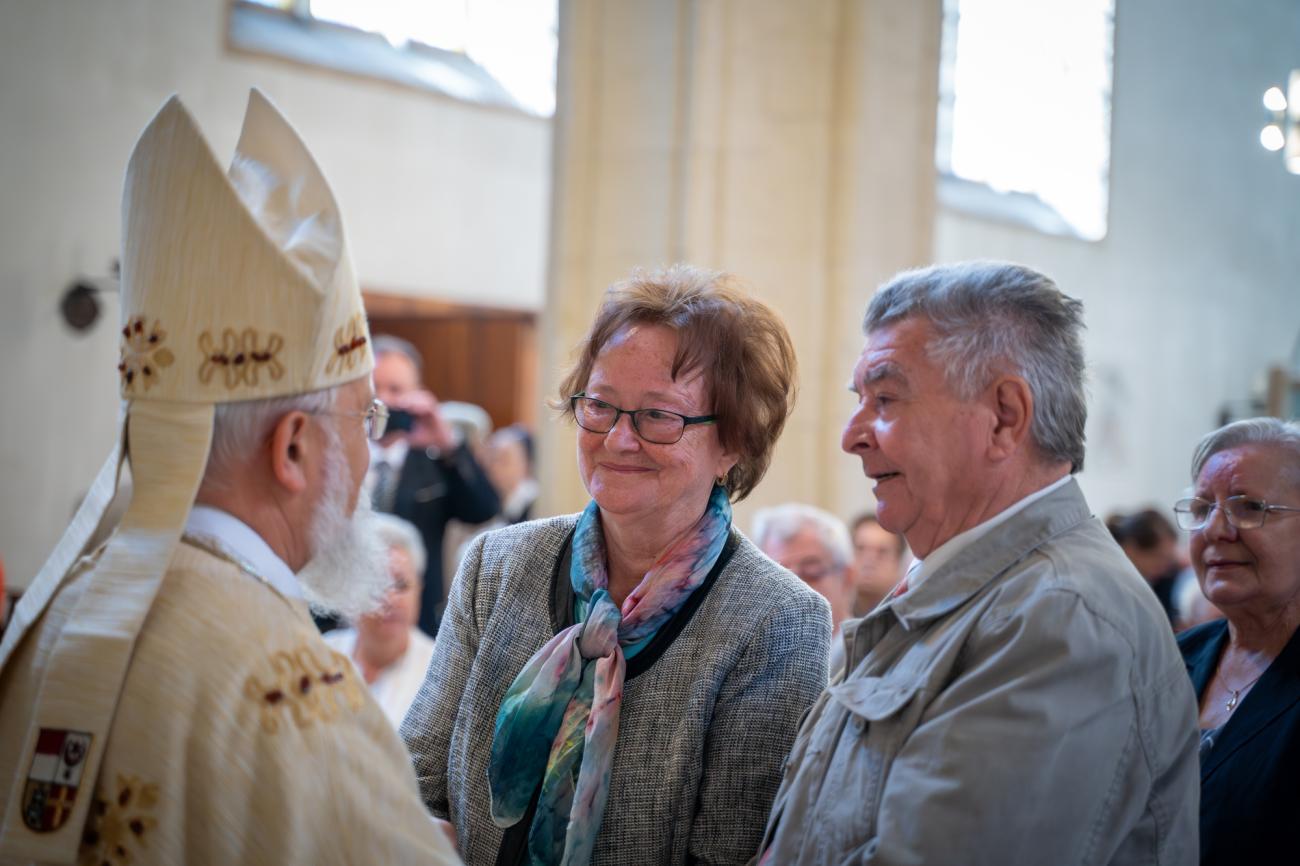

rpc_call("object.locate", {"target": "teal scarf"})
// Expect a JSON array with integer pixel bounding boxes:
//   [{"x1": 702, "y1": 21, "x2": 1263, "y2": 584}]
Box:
[{"x1": 488, "y1": 485, "x2": 732, "y2": 865}]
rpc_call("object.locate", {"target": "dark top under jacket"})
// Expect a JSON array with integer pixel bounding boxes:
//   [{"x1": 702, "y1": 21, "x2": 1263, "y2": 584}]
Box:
[{"x1": 1179, "y1": 618, "x2": 1300, "y2": 866}]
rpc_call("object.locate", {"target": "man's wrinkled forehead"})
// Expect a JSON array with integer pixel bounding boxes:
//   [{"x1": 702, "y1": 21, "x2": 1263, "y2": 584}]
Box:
[
  {"x1": 850, "y1": 342, "x2": 912, "y2": 394},
  {"x1": 851, "y1": 317, "x2": 938, "y2": 390}
]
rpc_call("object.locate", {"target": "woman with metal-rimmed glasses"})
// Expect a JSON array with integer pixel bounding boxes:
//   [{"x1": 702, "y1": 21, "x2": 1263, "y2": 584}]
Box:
[
  {"x1": 400, "y1": 265, "x2": 831, "y2": 866},
  {"x1": 1174, "y1": 417, "x2": 1300, "y2": 866}
]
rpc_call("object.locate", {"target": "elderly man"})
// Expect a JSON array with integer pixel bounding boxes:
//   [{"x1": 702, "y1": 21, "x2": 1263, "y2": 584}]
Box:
[
  {"x1": 754, "y1": 504, "x2": 853, "y2": 674},
  {"x1": 758, "y1": 262, "x2": 1199, "y2": 865},
  {"x1": 325, "y1": 513, "x2": 437, "y2": 728},
  {"x1": 0, "y1": 93, "x2": 459, "y2": 864}
]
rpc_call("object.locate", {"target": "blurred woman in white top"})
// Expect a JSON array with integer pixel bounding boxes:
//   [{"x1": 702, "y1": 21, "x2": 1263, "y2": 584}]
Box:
[{"x1": 326, "y1": 513, "x2": 436, "y2": 728}]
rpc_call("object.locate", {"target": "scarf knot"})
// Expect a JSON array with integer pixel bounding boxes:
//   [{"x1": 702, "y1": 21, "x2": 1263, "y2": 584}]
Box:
[
  {"x1": 488, "y1": 485, "x2": 732, "y2": 866},
  {"x1": 577, "y1": 589, "x2": 620, "y2": 660}
]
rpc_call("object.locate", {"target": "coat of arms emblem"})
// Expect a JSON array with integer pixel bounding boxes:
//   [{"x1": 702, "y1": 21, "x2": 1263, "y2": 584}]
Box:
[{"x1": 21, "y1": 729, "x2": 93, "y2": 833}]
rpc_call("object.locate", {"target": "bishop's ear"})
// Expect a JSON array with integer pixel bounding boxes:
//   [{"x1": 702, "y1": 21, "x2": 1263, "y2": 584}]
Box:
[{"x1": 268, "y1": 411, "x2": 312, "y2": 494}]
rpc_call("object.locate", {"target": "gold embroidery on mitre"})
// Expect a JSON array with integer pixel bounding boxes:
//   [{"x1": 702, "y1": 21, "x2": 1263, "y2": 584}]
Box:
[
  {"x1": 325, "y1": 314, "x2": 368, "y2": 375},
  {"x1": 243, "y1": 644, "x2": 365, "y2": 734},
  {"x1": 78, "y1": 774, "x2": 159, "y2": 866},
  {"x1": 117, "y1": 317, "x2": 174, "y2": 394},
  {"x1": 198, "y1": 328, "x2": 285, "y2": 390}
]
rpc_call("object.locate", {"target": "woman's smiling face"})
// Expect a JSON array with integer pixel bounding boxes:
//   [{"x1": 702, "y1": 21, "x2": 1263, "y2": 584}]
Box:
[{"x1": 577, "y1": 324, "x2": 736, "y2": 527}]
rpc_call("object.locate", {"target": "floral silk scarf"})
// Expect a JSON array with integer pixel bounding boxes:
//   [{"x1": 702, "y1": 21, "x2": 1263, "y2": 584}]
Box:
[{"x1": 488, "y1": 484, "x2": 732, "y2": 865}]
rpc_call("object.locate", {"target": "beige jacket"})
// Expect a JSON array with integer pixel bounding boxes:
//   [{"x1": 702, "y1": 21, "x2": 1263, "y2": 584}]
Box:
[
  {"x1": 759, "y1": 479, "x2": 1200, "y2": 865},
  {"x1": 0, "y1": 541, "x2": 460, "y2": 866}
]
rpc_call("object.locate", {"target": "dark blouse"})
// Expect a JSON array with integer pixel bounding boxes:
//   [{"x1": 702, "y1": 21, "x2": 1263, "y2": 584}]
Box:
[{"x1": 1179, "y1": 619, "x2": 1300, "y2": 865}]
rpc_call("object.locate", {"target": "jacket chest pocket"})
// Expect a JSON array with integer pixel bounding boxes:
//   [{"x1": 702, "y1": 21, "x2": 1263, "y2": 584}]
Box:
[{"x1": 822, "y1": 675, "x2": 927, "y2": 843}]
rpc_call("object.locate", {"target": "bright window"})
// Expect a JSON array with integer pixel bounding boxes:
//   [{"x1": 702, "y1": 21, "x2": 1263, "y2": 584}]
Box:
[
  {"x1": 936, "y1": 0, "x2": 1116, "y2": 241},
  {"x1": 235, "y1": 0, "x2": 558, "y2": 117}
]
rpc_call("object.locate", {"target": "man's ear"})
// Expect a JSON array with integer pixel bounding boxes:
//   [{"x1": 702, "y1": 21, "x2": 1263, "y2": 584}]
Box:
[
  {"x1": 268, "y1": 412, "x2": 312, "y2": 494},
  {"x1": 987, "y1": 375, "x2": 1034, "y2": 463}
]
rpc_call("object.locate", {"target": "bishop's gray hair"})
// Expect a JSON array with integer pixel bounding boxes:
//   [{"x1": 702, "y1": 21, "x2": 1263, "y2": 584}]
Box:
[
  {"x1": 864, "y1": 261, "x2": 1088, "y2": 473},
  {"x1": 752, "y1": 503, "x2": 853, "y2": 570},
  {"x1": 202, "y1": 387, "x2": 339, "y2": 486},
  {"x1": 1190, "y1": 417, "x2": 1300, "y2": 483}
]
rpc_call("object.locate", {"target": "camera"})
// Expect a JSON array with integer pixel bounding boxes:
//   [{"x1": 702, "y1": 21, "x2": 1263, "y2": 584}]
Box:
[{"x1": 388, "y1": 408, "x2": 416, "y2": 434}]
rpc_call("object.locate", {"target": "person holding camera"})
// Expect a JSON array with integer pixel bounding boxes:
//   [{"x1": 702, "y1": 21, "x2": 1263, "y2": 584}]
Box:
[{"x1": 370, "y1": 335, "x2": 500, "y2": 636}]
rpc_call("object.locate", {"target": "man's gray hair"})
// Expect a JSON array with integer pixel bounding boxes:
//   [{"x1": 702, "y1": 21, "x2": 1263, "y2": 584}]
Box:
[
  {"x1": 864, "y1": 261, "x2": 1088, "y2": 472},
  {"x1": 752, "y1": 503, "x2": 852, "y2": 570},
  {"x1": 372, "y1": 334, "x2": 424, "y2": 375},
  {"x1": 1189, "y1": 417, "x2": 1300, "y2": 483},
  {"x1": 204, "y1": 387, "x2": 339, "y2": 485},
  {"x1": 370, "y1": 512, "x2": 427, "y2": 579}
]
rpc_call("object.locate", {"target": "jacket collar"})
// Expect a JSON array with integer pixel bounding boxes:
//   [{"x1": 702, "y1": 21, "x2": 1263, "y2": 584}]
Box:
[
  {"x1": 1190, "y1": 619, "x2": 1300, "y2": 781},
  {"x1": 852, "y1": 477, "x2": 1093, "y2": 635}
]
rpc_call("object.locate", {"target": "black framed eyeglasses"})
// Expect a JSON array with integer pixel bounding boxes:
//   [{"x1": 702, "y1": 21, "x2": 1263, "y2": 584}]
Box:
[
  {"x1": 569, "y1": 394, "x2": 716, "y2": 445},
  {"x1": 1172, "y1": 495, "x2": 1300, "y2": 531}
]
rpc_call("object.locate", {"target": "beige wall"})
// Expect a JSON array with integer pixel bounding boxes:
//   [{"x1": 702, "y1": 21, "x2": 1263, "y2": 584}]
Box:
[{"x1": 0, "y1": 0, "x2": 551, "y2": 588}]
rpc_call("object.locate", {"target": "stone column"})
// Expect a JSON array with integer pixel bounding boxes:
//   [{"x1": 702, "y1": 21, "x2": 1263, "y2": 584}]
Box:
[{"x1": 537, "y1": 0, "x2": 941, "y2": 524}]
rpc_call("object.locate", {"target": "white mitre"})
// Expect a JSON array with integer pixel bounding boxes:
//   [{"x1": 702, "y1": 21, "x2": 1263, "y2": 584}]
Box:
[{"x1": 0, "y1": 90, "x2": 372, "y2": 861}]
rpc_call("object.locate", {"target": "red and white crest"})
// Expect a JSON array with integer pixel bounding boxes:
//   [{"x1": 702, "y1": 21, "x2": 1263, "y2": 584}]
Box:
[{"x1": 20, "y1": 729, "x2": 93, "y2": 833}]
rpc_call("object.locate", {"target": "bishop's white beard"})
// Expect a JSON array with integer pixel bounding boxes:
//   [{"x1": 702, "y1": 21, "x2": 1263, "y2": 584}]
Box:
[{"x1": 296, "y1": 438, "x2": 389, "y2": 620}]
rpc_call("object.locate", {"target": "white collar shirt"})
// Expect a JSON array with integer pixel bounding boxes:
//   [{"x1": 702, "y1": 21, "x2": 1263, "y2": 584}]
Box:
[
  {"x1": 369, "y1": 438, "x2": 410, "y2": 471},
  {"x1": 904, "y1": 474, "x2": 1073, "y2": 592},
  {"x1": 184, "y1": 504, "x2": 304, "y2": 600}
]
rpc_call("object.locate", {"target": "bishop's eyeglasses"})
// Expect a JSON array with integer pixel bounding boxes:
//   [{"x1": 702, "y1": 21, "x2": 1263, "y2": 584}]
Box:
[
  {"x1": 316, "y1": 398, "x2": 390, "y2": 441},
  {"x1": 570, "y1": 394, "x2": 716, "y2": 445},
  {"x1": 1172, "y1": 495, "x2": 1300, "y2": 531}
]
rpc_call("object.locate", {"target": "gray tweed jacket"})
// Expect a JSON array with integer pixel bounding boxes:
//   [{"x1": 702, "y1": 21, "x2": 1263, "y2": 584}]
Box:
[{"x1": 400, "y1": 514, "x2": 832, "y2": 866}]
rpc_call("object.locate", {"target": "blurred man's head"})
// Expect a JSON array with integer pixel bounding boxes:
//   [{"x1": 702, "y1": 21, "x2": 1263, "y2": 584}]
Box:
[
  {"x1": 753, "y1": 504, "x2": 852, "y2": 629},
  {"x1": 1106, "y1": 508, "x2": 1182, "y2": 583},
  {"x1": 849, "y1": 512, "x2": 907, "y2": 613},
  {"x1": 372, "y1": 335, "x2": 423, "y2": 410}
]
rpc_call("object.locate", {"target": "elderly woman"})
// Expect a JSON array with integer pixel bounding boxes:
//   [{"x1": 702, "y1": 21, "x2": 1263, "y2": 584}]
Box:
[
  {"x1": 324, "y1": 513, "x2": 436, "y2": 728},
  {"x1": 1175, "y1": 417, "x2": 1300, "y2": 866},
  {"x1": 752, "y1": 503, "x2": 853, "y2": 675},
  {"x1": 401, "y1": 265, "x2": 831, "y2": 866}
]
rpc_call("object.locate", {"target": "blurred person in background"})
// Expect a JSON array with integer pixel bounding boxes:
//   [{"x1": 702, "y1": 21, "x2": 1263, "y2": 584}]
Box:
[
  {"x1": 448, "y1": 424, "x2": 542, "y2": 573},
  {"x1": 370, "y1": 335, "x2": 500, "y2": 635},
  {"x1": 483, "y1": 425, "x2": 539, "y2": 525},
  {"x1": 1175, "y1": 417, "x2": 1300, "y2": 866},
  {"x1": 402, "y1": 265, "x2": 829, "y2": 865},
  {"x1": 753, "y1": 503, "x2": 853, "y2": 675},
  {"x1": 847, "y1": 511, "x2": 908, "y2": 616},
  {"x1": 1106, "y1": 507, "x2": 1186, "y2": 623},
  {"x1": 326, "y1": 513, "x2": 436, "y2": 729}
]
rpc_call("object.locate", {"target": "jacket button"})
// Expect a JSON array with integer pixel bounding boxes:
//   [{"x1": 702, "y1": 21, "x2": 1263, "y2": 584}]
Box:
[{"x1": 852, "y1": 717, "x2": 866, "y2": 732}]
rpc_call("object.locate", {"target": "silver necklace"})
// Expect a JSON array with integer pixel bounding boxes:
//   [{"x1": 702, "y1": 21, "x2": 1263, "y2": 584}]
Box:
[{"x1": 1223, "y1": 669, "x2": 1266, "y2": 712}]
